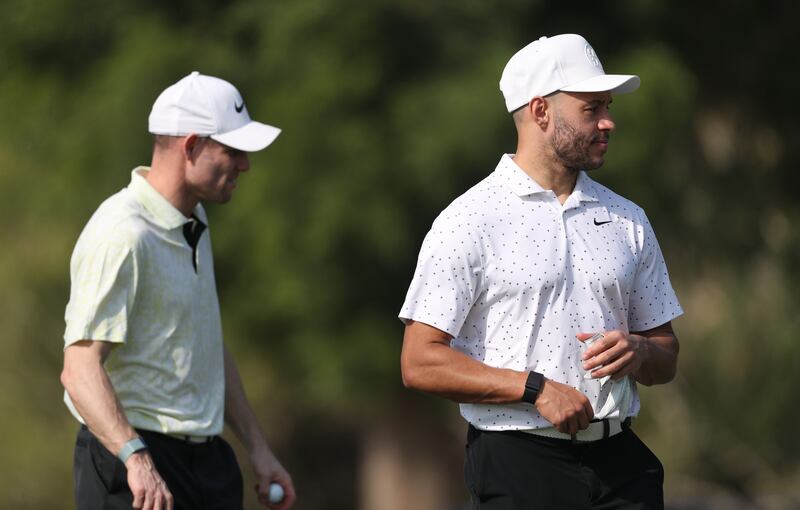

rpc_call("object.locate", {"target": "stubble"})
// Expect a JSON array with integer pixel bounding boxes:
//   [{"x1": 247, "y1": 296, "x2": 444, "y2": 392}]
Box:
[{"x1": 549, "y1": 115, "x2": 605, "y2": 172}]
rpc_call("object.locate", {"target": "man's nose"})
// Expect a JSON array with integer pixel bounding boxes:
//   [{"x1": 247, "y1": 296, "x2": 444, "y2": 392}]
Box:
[{"x1": 598, "y1": 114, "x2": 615, "y2": 132}]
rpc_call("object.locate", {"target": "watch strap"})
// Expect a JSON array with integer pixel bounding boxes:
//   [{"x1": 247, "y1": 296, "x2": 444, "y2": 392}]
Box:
[
  {"x1": 521, "y1": 371, "x2": 544, "y2": 404},
  {"x1": 117, "y1": 437, "x2": 147, "y2": 463}
]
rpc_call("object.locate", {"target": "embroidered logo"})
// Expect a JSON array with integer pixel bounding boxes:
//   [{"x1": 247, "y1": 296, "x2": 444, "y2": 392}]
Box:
[{"x1": 585, "y1": 44, "x2": 603, "y2": 70}]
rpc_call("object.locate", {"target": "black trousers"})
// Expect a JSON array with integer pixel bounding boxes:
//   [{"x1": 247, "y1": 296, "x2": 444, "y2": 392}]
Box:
[
  {"x1": 465, "y1": 426, "x2": 664, "y2": 510},
  {"x1": 74, "y1": 426, "x2": 243, "y2": 510}
]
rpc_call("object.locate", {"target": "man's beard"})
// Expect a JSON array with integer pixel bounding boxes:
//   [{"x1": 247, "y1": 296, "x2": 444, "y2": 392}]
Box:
[{"x1": 549, "y1": 115, "x2": 606, "y2": 172}]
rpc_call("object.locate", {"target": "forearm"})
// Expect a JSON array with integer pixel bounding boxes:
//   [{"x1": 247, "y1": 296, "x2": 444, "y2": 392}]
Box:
[
  {"x1": 632, "y1": 329, "x2": 679, "y2": 386},
  {"x1": 223, "y1": 346, "x2": 270, "y2": 455},
  {"x1": 63, "y1": 341, "x2": 173, "y2": 506},
  {"x1": 223, "y1": 346, "x2": 296, "y2": 507},
  {"x1": 400, "y1": 321, "x2": 528, "y2": 404},
  {"x1": 61, "y1": 343, "x2": 138, "y2": 455}
]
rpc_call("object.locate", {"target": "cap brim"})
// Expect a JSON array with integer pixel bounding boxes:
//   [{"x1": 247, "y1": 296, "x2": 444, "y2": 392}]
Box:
[
  {"x1": 211, "y1": 121, "x2": 281, "y2": 152},
  {"x1": 560, "y1": 74, "x2": 640, "y2": 94}
]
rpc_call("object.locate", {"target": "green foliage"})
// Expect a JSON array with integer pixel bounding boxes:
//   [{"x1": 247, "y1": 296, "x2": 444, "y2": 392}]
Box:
[{"x1": 2, "y1": 0, "x2": 800, "y2": 507}]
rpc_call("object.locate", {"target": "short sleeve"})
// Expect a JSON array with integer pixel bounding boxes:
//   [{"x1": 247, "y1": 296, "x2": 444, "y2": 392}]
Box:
[
  {"x1": 628, "y1": 215, "x2": 683, "y2": 331},
  {"x1": 64, "y1": 239, "x2": 137, "y2": 347},
  {"x1": 398, "y1": 214, "x2": 483, "y2": 337}
]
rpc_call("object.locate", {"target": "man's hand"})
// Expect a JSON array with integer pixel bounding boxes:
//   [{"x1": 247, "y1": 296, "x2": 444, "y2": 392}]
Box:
[
  {"x1": 126, "y1": 452, "x2": 173, "y2": 510},
  {"x1": 251, "y1": 448, "x2": 296, "y2": 509},
  {"x1": 577, "y1": 330, "x2": 647, "y2": 382},
  {"x1": 534, "y1": 379, "x2": 594, "y2": 434},
  {"x1": 577, "y1": 323, "x2": 679, "y2": 385}
]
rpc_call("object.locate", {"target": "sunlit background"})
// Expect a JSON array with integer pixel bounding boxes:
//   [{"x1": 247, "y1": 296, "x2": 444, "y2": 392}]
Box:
[{"x1": 2, "y1": 1, "x2": 799, "y2": 508}]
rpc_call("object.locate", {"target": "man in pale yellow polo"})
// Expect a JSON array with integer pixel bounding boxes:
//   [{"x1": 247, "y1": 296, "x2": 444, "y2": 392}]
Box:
[{"x1": 61, "y1": 72, "x2": 296, "y2": 510}]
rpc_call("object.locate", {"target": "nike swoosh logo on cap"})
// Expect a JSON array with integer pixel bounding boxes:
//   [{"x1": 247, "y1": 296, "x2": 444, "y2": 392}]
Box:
[
  {"x1": 594, "y1": 219, "x2": 612, "y2": 226},
  {"x1": 235, "y1": 102, "x2": 244, "y2": 113}
]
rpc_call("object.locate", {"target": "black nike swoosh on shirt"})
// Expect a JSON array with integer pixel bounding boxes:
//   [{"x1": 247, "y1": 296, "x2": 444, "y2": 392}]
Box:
[
  {"x1": 235, "y1": 102, "x2": 244, "y2": 113},
  {"x1": 594, "y1": 219, "x2": 612, "y2": 226}
]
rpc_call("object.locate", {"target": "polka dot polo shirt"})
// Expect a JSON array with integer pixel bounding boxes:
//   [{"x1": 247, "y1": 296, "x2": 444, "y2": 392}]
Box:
[{"x1": 399, "y1": 154, "x2": 683, "y2": 431}]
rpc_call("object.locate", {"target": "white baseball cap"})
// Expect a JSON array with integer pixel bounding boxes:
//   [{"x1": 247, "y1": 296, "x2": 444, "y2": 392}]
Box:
[
  {"x1": 148, "y1": 71, "x2": 281, "y2": 152},
  {"x1": 499, "y1": 34, "x2": 640, "y2": 112}
]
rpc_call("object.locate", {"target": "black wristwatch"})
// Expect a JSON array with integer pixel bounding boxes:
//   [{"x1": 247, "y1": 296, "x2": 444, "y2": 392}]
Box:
[{"x1": 521, "y1": 371, "x2": 545, "y2": 404}]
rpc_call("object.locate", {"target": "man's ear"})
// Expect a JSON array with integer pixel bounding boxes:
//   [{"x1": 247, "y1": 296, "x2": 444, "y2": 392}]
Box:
[
  {"x1": 531, "y1": 97, "x2": 550, "y2": 129},
  {"x1": 182, "y1": 134, "x2": 202, "y2": 162}
]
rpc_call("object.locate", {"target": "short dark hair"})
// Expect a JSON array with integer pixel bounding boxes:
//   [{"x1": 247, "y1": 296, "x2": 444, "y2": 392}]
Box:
[
  {"x1": 512, "y1": 106, "x2": 526, "y2": 126},
  {"x1": 153, "y1": 134, "x2": 179, "y2": 151}
]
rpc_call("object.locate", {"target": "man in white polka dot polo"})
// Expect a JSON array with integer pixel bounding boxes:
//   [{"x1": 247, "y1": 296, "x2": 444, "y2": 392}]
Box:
[{"x1": 400, "y1": 34, "x2": 682, "y2": 509}]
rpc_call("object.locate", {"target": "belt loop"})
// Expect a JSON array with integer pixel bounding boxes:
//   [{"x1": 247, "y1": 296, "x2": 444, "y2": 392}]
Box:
[{"x1": 602, "y1": 419, "x2": 610, "y2": 439}]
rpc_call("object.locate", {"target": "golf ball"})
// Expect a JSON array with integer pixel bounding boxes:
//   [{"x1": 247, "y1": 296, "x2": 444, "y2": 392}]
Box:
[{"x1": 268, "y1": 483, "x2": 284, "y2": 504}]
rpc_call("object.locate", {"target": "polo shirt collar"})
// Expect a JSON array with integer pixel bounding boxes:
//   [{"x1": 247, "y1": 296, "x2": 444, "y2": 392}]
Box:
[
  {"x1": 571, "y1": 171, "x2": 600, "y2": 203},
  {"x1": 495, "y1": 154, "x2": 550, "y2": 197},
  {"x1": 129, "y1": 166, "x2": 190, "y2": 230},
  {"x1": 496, "y1": 155, "x2": 600, "y2": 204}
]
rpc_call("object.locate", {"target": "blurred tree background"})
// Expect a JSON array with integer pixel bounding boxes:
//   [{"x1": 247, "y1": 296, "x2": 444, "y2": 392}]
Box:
[{"x1": 1, "y1": 0, "x2": 799, "y2": 508}]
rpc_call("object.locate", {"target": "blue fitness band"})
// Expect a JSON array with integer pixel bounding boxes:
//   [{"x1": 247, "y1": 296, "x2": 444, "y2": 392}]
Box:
[{"x1": 117, "y1": 437, "x2": 147, "y2": 463}]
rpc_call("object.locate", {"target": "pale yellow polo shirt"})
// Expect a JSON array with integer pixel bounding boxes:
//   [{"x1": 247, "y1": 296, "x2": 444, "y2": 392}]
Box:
[{"x1": 64, "y1": 167, "x2": 225, "y2": 436}]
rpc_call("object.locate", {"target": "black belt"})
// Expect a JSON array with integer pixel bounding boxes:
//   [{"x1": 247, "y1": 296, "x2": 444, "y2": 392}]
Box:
[{"x1": 589, "y1": 416, "x2": 632, "y2": 440}]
